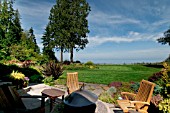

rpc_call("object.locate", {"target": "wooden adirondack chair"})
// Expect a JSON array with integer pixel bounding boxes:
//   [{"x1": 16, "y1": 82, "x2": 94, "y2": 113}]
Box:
[
  {"x1": 117, "y1": 80, "x2": 155, "y2": 113},
  {"x1": 0, "y1": 85, "x2": 46, "y2": 113},
  {"x1": 66, "y1": 72, "x2": 85, "y2": 94}
]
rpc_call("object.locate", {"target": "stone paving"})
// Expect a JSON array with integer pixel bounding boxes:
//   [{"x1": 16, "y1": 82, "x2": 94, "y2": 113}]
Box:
[{"x1": 19, "y1": 83, "x2": 125, "y2": 113}]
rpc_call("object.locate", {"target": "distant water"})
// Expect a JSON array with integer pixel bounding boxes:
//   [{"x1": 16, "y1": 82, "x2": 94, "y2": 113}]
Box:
[{"x1": 79, "y1": 59, "x2": 164, "y2": 64}]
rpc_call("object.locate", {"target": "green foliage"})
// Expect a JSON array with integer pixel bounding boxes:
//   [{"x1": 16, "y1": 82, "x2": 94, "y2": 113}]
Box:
[
  {"x1": 130, "y1": 82, "x2": 162, "y2": 95},
  {"x1": 160, "y1": 62, "x2": 170, "y2": 98},
  {"x1": 27, "y1": 27, "x2": 40, "y2": 53},
  {"x1": 154, "y1": 85, "x2": 162, "y2": 95},
  {"x1": 0, "y1": 63, "x2": 42, "y2": 84},
  {"x1": 0, "y1": 0, "x2": 22, "y2": 58},
  {"x1": 130, "y1": 82, "x2": 140, "y2": 93},
  {"x1": 107, "y1": 87, "x2": 117, "y2": 95},
  {"x1": 99, "y1": 91, "x2": 116, "y2": 104},
  {"x1": 145, "y1": 62, "x2": 170, "y2": 112},
  {"x1": 0, "y1": 1, "x2": 42, "y2": 62},
  {"x1": 157, "y1": 28, "x2": 170, "y2": 45},
  {"x1": 42, "y1": 76, "x2": 54, "y2": 86},
  {"x1": 41, "y1": 61, "x2": 64, "y2": 80},
  {"x1": 29, "y1": 74, "x2": 43, "y2": 83},
  {"x1": 84, "y1": 61, "x2": 94, "y2": 66},
  {"x1": 55, "y1": 76, "x2": 66, "y2": 85},
  {"x1": 42, "y1": 0, "x2": 91, "y2": 62},
  {"x1": 63, "y1": 63, "x2": 89, "y2": 70},
  {"x1": 99, "y1": 82, "x2": 133, "y2": 104}
]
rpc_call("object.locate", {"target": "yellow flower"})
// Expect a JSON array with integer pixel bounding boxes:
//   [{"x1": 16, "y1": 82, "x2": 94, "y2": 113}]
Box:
[{"x1": 10, "y1": 70, "x2": 25, "y2": 80}]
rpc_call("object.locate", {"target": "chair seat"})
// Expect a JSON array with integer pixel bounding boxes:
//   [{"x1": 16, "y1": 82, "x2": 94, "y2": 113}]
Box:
[{"x1": 117, "y1": 100, "x2": 135, "y2": 112}]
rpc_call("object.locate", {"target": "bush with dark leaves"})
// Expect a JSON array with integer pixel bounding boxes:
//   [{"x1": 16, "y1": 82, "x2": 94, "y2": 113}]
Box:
[
  {"x1": 148, "y1": 71, "x2": 162, "y2": 82},
  {"x1": 42, "y1": 61, "x2": 64, "y2": 80},
  {"x1": 108, "y1": 82, "x2": 122, "y2": 88}
]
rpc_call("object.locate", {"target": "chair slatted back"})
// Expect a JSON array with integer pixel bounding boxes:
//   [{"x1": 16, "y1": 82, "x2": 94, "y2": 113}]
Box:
[
  {"x1": 8, "y1": 86, "x2": 26, "y2": 109},
  {"x1": 66, "y1": 72, "x2": 79, "y2": 94},
  {"x1": 135, "y1": 80, "x2": 155, "y2": 111},
  {"x1": 0, "y1": 87, "x2": 12, "y2": 110}
]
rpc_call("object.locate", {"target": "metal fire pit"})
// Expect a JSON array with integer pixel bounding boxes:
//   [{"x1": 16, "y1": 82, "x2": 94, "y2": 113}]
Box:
[{"x1": 63, "y1": 89, "x2": 98, "y2": 113}]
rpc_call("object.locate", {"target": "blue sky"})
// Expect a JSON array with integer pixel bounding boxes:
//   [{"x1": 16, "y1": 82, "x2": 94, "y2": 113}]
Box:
[{"x1": 14, "y1": 0, "x2": 170, "y2": 64}]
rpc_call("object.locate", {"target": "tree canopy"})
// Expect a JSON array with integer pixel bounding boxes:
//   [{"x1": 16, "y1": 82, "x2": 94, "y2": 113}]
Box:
[
  {"x1": 42, "y1": 0, "x2": 91, "y2": 63},
  {"x1": 0, "y1": 0, "x2": 42, "y2": 63},
  {"x1": 157, "y1": 28, "x2": 170, "y2": 45}
]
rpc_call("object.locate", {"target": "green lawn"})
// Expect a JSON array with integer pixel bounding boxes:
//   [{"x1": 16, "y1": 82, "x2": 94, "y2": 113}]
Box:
[{"x1": 58, "y1": 64, "x2": 161, "y2": 85}]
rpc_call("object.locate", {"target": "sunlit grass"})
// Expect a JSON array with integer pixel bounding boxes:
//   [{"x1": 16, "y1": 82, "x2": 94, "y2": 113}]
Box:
[{"x1": 57, "y1": 64, "x2": 161, "y2": 85}]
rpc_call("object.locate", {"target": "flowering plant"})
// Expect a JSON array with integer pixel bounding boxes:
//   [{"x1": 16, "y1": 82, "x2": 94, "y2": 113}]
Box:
[
  {"x1": 10, "y1": 70, "x2": 25, "y2": 80},
  {"x1": 24, "y1": 76, "x2": 29, "y2": 84}
]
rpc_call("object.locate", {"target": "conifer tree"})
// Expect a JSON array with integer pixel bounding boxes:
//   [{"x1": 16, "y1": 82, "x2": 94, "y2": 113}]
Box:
[
  {"x1": 0, "y1": 0, "x2": 23, "y2": 60},
  {"x1": 42, "y1": 0, "x2": 90, "y2": 63}
]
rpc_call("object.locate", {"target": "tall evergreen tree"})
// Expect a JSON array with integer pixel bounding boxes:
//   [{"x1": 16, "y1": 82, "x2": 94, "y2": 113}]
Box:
[
  {"x1": 42, "y1": 24, "x2": 58, "y2": 61},
  {"x1": 28, "y1": 27, "x2": 40, "y2": 53},
  {"x1": 68, "y1": 0, "x2": 90, "y2": 62},
  {"x1": 13, "y1": 9, "x2": 23, "y2": 42},
  {"x1": 42, "y1": 0, "x2": 90, "y2": 63},
  {"x1": 0, "y1": 0, "x2": 23, "y2": 60}
]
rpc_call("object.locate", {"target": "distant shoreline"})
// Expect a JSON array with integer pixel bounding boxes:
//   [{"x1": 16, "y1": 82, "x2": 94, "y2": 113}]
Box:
[{"x1": 79, "y1": 59, "x2": 164, "y2": 64}]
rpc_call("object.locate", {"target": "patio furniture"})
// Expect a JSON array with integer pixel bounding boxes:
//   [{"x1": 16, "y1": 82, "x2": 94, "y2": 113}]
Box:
[
  {"x1": 66, "y1": 72, "x2": 85, "y2": 94},
  {"x1": 63, "y1": 89, "x2": 98, "y2": 113},
  {"x1": 117, "y1": 79, "x2": 155, "y2": 113},
  {"x1": 0, "y1": 85, "x2": 46, "y2": 113},
  {"x1": 41, "y1": 88, "x2": 65, "y2": 111}
]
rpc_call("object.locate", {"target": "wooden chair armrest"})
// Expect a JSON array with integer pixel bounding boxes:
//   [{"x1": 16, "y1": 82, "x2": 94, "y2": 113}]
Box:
[
  {"x1": 20, "y1": 95, "x2": 47, "y2": 108},
  {"x1": 130, "y1": 101, "x2": 150, "y2": 105},
  {"x1": 20, "y1": 95, "x2": 47, "y2": 99}
]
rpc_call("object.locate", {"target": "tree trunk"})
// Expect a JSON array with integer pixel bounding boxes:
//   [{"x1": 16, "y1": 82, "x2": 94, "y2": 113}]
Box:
[
  {"x1": 70, "y1": 47, "x2": 73, "y2": 63},
  {"x1": 60, "y1": 47, "x2": 63, "y2": 63}
]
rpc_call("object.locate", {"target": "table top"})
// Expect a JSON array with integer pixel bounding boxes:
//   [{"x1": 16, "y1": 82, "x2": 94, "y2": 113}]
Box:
[{"x1": 41, "y1": 88, "x2": 65, "y2": 98}]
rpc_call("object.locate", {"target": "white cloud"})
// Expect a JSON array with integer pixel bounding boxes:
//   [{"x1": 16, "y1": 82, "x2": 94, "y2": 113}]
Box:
[
  {"x1": 88, "y1": 11, "x2": 141, "y2": 26},
  {"x1": 87, "y1": 32, "x2": 163, "y2": 47},
  {"x1": 14, "y1": 1, "x2": 54, "y2": 18},
  {"x1": 88, "y1": 36, "x2": 133, "y2": 47}
]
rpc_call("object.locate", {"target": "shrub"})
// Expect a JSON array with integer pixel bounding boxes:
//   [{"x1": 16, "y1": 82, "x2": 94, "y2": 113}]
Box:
[
  {"x1": 21, "y1": 67, "x2": 41, "y2": 78},
  {"x1": 154, "y1": 85, "x2": 162, "y2": 95},
  {"x1": 63, "y1": 64, "x2": 89, "y2": 70},
  {"x1": 41, "y1": 61, "x2": 64, "y2": 80},
  {"x1": 99, "y1": 91, "x2": 116, "y2": 103},
  {"x1": 63, "y1": 60, "x2": 70, "y2": 65},
  {"x1": 84, "y1": 61, "x2": 94, "y2": 66},
  {"x1": 148, "y1": 71, "x2": 162, "y2": 82},
  {"x1": 74, "y1": 60, "x2": 81, "y2": 63},
  {"x1": 29, "y1": 74, "x2": 43, "y2": 83},
  {"x1": 160, "y1": 62, "x2": 170, "y2": 98},
  {"x1": 130, "y1": 82, "x2": 140, "y2": 93},
  {"x1": 146, "y1": 62, "x2": 170, "y2": 112},
  {"x1": 108, "y1": 82, "x2": 122, "y2": 88},
  {"x1": 107, "y1": 87, "x2": 117, "y2": 95},
  {"x1": 42, "y1": 76, "x2": 54, "y2": 86}
]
